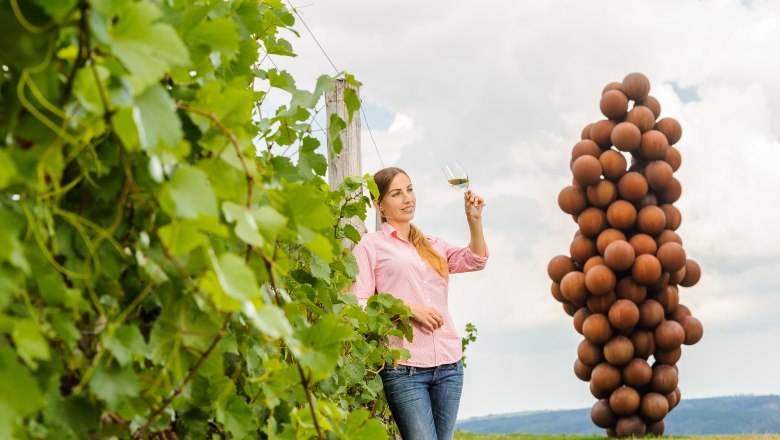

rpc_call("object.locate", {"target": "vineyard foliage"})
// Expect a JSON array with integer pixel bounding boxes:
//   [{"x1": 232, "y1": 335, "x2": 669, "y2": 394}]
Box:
[{"x1": 0, "y1": 0, "x2": 416, "y2": 438}]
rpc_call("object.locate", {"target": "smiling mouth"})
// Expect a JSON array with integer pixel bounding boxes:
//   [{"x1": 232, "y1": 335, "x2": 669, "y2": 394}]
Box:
[{"x1": 402, "y1": 206, "x2": 415, "y2": 212}]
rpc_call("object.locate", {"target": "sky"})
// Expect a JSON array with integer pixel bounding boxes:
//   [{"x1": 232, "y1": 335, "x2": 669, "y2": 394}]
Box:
[{"x1": 260, "y1": 0, "x2": 780, "y2": 420}]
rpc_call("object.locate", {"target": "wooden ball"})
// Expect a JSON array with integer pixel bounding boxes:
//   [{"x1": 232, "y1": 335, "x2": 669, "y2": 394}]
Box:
[
  {"x1": 632, "y1": 254, "x2": 662, "y2": 285},
  {"x1": 660, "y1": 204, "x2": 682, "y2": 230},
  {"x1": 601, "y1": 90, "x2": 629, "y2": 120},
  {"x1": 656, "y1": 242, "x2": 687, "y2": 272},
  {"x1": 609, "y1": 385, "x2": 641, "y2": 416},
  {"x1": 548, "y1": 255, "x2": 577, "y2": 283},
  {"x1": 586, "y1": 264, "x2": 617, "y2": 295},
  {"x1": 587, "y1": 291, "x2": 617, "y2": 314},
  {"x1": 637, "y1": 205, "x2": 667, "y2": 235},
  {"x1": 670, "y1": 303, "x2": 692, "y2": 322},
  {"x1": 664, "y1": 145, "x2": 682, "y2": 171},
  {"x1": 606, "y1": 200, "x2": 637, "y2": 231},
  {"x1": 645, "y1": 160, "x2": 674, "y2": 191},
  {"x1": 578, "y1": 338, "x2": 604, "y2": 366},
  {"x1": 635, "y1": 192, "x2": 658, "y2": 210},
  {"x1": 560, "y1": 271, "x2": 588, "y2": 304},
  {"x1": 629, "y1": 233, "x2": 658, "y2": 256},
  {"x1": 655, "y1": 320, "x2": 685, "y2": 351},
  {"x1": 574, "y1": 358, "x2": 594, "y2": 381},
  {"x1": 625, "y1": 106, "x2": 656, "y2": 133},
  {"x1": 572, "y1": 139, "x2": 602, "y2": 161},
  {"x1": 570, "y1": 235, "x2": 598, "y2": 265},
  {"x1": 623, "y1": 358, "x2": 653, "y2": 388},
  {"x1": 622, "y1": 72, "x2": 650, "y2": 102},
  {"x1": 653, "y1": 285, "x2": 680, "y2": 315},
  {"x1": 573, "y1": 307, "x2": 592, "y2": 334},
  {"x1": 669, "y1": 266, "x2": 687, "y2": 285},
  {"x1": 581, "y1": 123, "x2": 594, "y2": 140},
  {"x1": 572, "y1": 155, "x2": 603, "y2": 186},
  {"x1": 583, "y1": 313, "x2": 613, "y2": 345},
  {"x1": 597, "y1": 228, "x2": 627, "y2": 255},
  {"x1": 648, "y1": 270, "x2": 670, "y2": 293},
  {"x1": 654, "y1": 346, "x2": 682, "y2": 365},
  {"x1": 592, "y1": 399, "x2": 618, "y2": 429},
  {"x1": 638, "y1": 299, "x2": 665, "y2": 330},
  {"x1": 680, "y1": 259, "x2": 701, "y2": 287},
  {"x1": 655, "y1": 117, "x2": 682, "y2": 145},
  {"x1": 616, "y1": 415, "x2": 647, "y2": 438},
  {"x1": 603, "y1": 82, "x2": 623, "y2": 95},
  {"x1": 591, "y1": 120, "x2": 617, "y2": 148},
  {"x1": 551, "y1": 282, "x2": 565, "y2": 303},
  {"x1": 591, "y1": 381, "x2": 611, "y2": 400},
  {"x1": 604, "y1": 335, "x2": 635, "y2": 366},
  {"x1": 592, "y1": 363, "x2": 622, "y2": 395},
  {"x1": 558, "y1": 185, "x2": 588, "y2": 215},
  {"x1": 640, "y1": 392, "x2": 670, "y2": 422},
  {"x1": 638, "y1": 95, "x2": 661, "y2": 119},
  {"x1": 604, "y1": 240, "x2": 635, "y2": 272},
  {"x1": 656, "y1": 230, "x2": 683, "y2": 247},
  {"x1": 584, "y1": 255, "x2": 607, "y2": 274},
  {"x1": 680, "y1": 316, "x2": 703, "y2": 345},
  {"x1": 600, "y1": 149, "x2": 627, "y2": 181},
  {"x1": 587, "y1": 180, "x2": 618, "y2": 208},
  {"x1": 617, "y1": 172, "x2": 648, "y2": 202},
  {"x1": 608, "y1": 299, "x2": 640, "y2": 331},
  {"x1": 666, "y1": 387, "x2": 681, "y2": 410},
  {"x1": 578, "y1": 207, "x2": 609, "y2": 238},
  {"x1": 563, "y1": 302, "x2": 579, "y2": 317},
  {"x1": 631, "y1": 330, "x2": 656, "y2": 359},
  {"x1": 647, "y1": 419, "x2": 665, "y2": 436},
  {"x1": 611, "y1": 122, "x2": 642, "y2": 152},
  {"x1": 657, "y1": 177, "x2": 682, "y2": 204},
  {"x1": 639, "y1": 130, "x2": 669, "y2": 160},
  {"x1": 616, "y1": 276, "x2": 647, "y2": 303},
  {"x1": 652, "y1": 364, "x2": 679, "y2": 394}
]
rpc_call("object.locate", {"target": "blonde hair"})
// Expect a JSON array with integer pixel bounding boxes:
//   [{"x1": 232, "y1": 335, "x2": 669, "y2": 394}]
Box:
[{"x1": 373, "y1": 167, "x2": 448, "y2": 278}]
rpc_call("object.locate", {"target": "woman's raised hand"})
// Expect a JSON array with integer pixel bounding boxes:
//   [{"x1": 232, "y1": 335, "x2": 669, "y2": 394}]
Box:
[{"x1": 464, "y1": 189, "x2": 485, "y2": 220}]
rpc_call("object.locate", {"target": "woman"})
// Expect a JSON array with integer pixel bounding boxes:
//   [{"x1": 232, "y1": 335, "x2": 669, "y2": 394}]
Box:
[{"x1": 350, "y1": 167, "x2": 488, "y2": 440}]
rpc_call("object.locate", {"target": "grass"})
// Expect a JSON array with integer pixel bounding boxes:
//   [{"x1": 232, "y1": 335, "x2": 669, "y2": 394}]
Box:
[{"x1": 454, "y1": 434, "x2": 780, "y2": 440}]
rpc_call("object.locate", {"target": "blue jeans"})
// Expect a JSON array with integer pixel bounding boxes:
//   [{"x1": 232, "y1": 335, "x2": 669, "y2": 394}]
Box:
[{"x1": 380, "y1": 360, "x2": 464, "y2": 440}]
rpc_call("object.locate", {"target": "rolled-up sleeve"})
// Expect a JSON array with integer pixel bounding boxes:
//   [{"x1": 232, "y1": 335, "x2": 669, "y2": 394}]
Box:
[
  {"x1": 442, "y1": 241, "x2": 489, "y2": 274},
  {"x1": 349, "y1": 239, "x2": 376, "y2": 307}
]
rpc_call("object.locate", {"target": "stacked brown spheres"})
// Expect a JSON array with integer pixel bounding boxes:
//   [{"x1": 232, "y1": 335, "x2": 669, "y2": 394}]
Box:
[{"x1": 550, "y1": 72, "x2": 703, "y2": 438}]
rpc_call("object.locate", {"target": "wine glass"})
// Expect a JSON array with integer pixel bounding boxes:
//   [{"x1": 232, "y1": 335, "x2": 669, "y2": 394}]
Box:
[{"x1": 442, "y1": 160, "x2": 486, "y2": 206}]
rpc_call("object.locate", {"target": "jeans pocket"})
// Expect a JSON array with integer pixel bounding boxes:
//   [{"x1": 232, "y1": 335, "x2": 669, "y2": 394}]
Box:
[{"x1": 381, "y1": 364, "x2": 408, "y2": 380}]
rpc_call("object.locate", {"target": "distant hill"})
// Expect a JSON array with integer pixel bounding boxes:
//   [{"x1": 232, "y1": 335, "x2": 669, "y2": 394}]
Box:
[{"x1": 457, "y1": 395, "x2": 780, "y2": 435}]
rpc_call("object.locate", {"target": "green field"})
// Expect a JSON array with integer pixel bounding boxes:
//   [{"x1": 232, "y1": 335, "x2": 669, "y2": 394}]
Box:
[{"x1": 454, "y1": 434, "x2": 780, "y2": 440}]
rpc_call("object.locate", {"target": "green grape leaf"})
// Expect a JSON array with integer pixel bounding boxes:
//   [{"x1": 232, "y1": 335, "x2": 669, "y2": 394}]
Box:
[
  {"x1": 12, "y1": 319, "x2": 50, "y2": 368},
  {"x1": 212, "y1": 252, "x2": 261, "y2": 302},
  {"x1": 245, "y1": 303, "x2": 292, "y2": 340},
  {"x1": 157, "y1": 220, "x2": 207, "y2": 257},
  {"x1": 49, "y1": 312, "x2": 81, "y2": 350},
  {"x1": 105, "y1": 325, "x2": 148, "y2": 367},
  {"x1": 342, "y1": 224, "x2": 362, "y2": 245},
  {"x1": 216, "y1": 395, "x2": 258, "y2": 440},
  {"x1": 344, "y1": 87, "x2": 360, "y2": 125},
  {"x1": 0, "y1": 214, "x2": 29, "y2": 274},
  {"x1": 134, "y1": 84, "x2": 183, "y2": 150},
  {"x1": 223, "y1": 202, "x2": 264, "y2": 246},
  {"x1": 344, "y1": 409, "x2": 386, "y2": 439},
  {"x1": 161, "y1": 165, "x2": 218, "y2": 219},
  {"x1": 0, "y1": 149, "x2": 18, "y2": 189},
  {"x1": 255, "y1": 205, "x2": 287, "y2": 241},
  {"x1": 88, "y1": 362, "x2": 140, "y2": 410},
  {"x1": 31, "y1": 0, "x2": 78, "y2": 20},
  {"x1": 296, "y1": 315, "x2": 355, "y2": 376},
  {"x1": 187, "y1": 18, "x2": 241, "y2": 58},
  {"x1": 0, "y1": 346, "x2": 44, "y2": 418},
  {"x1": 328, "y1": 114, "x2": 346, "y2": 154},
  {"x1": 297, "y1": 137, "x2": 327, "y2": 179}
]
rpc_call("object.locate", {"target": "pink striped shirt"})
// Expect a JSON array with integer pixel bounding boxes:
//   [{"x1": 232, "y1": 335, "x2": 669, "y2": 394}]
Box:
[{"x1": 350, "y1": 222, "x2": 489, "y2": 367}]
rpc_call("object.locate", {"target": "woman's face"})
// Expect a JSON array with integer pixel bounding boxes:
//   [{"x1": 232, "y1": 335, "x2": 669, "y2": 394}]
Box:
[{"x1": 377, "y1": 172, "x2": 416, "y2": 224}]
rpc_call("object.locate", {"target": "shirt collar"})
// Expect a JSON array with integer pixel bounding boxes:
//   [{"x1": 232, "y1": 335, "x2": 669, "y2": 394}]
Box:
[{"x1": 380, "y1": 222, "x2": 396, "y2": 237}]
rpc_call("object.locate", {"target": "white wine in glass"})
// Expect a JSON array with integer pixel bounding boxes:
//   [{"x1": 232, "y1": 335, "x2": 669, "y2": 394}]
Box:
[{"x1": 442, "y1": 160, "x2": 486, "y2": 206}]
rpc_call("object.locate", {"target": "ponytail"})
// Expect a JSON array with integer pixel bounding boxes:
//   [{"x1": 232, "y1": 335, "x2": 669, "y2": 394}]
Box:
[{"x1": 409, "y1": 224, "x2": 449, "y2": 278}]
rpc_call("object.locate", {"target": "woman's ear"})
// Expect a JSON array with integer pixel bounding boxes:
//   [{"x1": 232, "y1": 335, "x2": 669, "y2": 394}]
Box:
[{"x1": 373, "y1": 199, "x2": 381, "y2": 211}]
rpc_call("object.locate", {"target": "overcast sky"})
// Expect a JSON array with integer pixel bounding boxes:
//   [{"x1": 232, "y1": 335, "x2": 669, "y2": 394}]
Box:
[{"x1": 262, "y1": 0, "x2": 780, "y2": 420}]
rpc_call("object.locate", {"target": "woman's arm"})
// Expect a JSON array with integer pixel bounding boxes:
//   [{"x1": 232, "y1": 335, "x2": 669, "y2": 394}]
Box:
[{"x1": 464, "y1": 190, "x2": 486, "y2": 257}]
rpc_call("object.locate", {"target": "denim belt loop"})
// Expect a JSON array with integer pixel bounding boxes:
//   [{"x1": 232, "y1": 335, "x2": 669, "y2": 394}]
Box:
[{"x1": 408, "y1": 366, "x2": 416, "y2": 376}]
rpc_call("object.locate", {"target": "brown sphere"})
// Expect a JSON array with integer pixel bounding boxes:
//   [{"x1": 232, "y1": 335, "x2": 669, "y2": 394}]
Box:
[
  {"x1": 570, "y1": 235, "x2": 598, "y2": 265},
  {"x1": 653, "y1": 285, "x2": 680, "y2": 315},
  {"x1": 591, "y1": 399, "x2": 618, "y2": 429},
  {"x1": 601, "y1": 90, "x2": 629, "y2": 120},
  {"x1": 563, "y1": 302, "x2": 579, "y2": 317},
  {"x1": 611, "y1": 122, "x2": 642, "y2": 152},
  {"x1": 606, "y1": 200, "x2": 637, "y2": 231},
  {"x1": 586, "y1": 264, "x2": 617, "y2": 295},
  {"x1": 631, "y1": 330, "x2": 656, "y2": 359},
  {"x1": 655, "y1": 320, "x2": 685, "y2": 351},
  {"x1": 637, "y1": 205, "x2": 667, "y2": 235},
  {"x1": 581, "y1": 123, "x2": 594, "y2": 140},
  {"x1": 625, "y1": 106, "x2": 656, "y2": 133},
  {"x1": 603, "y1": 81, "x2": 623, "y2": 95},
  {"x1": 635, "y1": 192, "x2": 658, "y2": 210},
  {"x1": 645, "y1": 160, "x2": 674, "y2": 191},
  {"x1": 616, "y1": 276, "x2": 647, "y2": 303},
  {"x1": 648, "y1": 269, "x2": 671, "y2": 293},
  {"x1": 591, "y1": 120, "x2": 617, "y2": 149},
  {"x1": 583, "y1": 314, "x2": 613, "y2": 345},
  {"x1": 670, "y1": 303, "x2": 692, "y2": 322},
  {"x1": 573, "y1": 307, "x2": 592, "y2": 334},
  {"x1": 558, "y1": 185, "x2": 587, "y2": 216},
  {"x1": 654, "y1": 347, "x2": 682, "y2": 365},
  {"x1": 640, "y1": 392, "x2": 670, "y2": 422},
  {"x1": 551, "y1": 282, "x2": 565, "y2": 303},
  {"x1": 600, "y1": 149, "x2": 628, "y2": 181},
  {"x1": 560, "y1": 271, "x2": 588, "y2": 304},
  {"x1": 604, "y1": 240, "x2": 635, "y2": 272},
  {"x1": 574, "y1": 358, "x2": 594, "y2": 381},
  {"x1": 572, "y1": 139, "x2": 602, "y2": 161},
  {"x1": 680, "y1": 259, "x2": 701, "y2": 287},
  {"x1": 587, "y1": 180, "x2": 618, "y2": 208},
  {"x1": 609, "y1": 385, "x2": 641, "y2": 416},
  {"x1": 639, "y1": 130, "x2": 670, "y2": 160},
  {"x1": 629, "y1": 233, "x2": 657, "y2": 256},
  {"x1": 587, "y1": 291, "x2": 617, "y2": 314},
  {"x1": 616, "y1": 415, "x2": 647, "y2": 437},
  {"x1": 655, "y1": 117, "x2": 682, "y2": 145},
  {"x1": 638, "y1": 95, "x2": 661, "y2": 118},
  {"x1": 584, "y1": 255, "x2": 607, "y2": 274},
  {"x1": 609, "y1": 299, "x2": 640, "y2": 331},
  {"x1": 638, "y1": 299, "x2": 665, "y2": 330},
  {"x1": 664, "y1": 145, "x2": 682, "y2": 171},
  {"x1": 669, "y1": 266, "x2": 687, "y2": 285},
  {"x1": 591, "y1": 381, "x2": 611, "y2": 399},
  {"x1": 604, "y1": 336, "x2": 635, "y2": 366},
  {"x1": 617, "y1": 172, "x2": 648, "y2": 202},
  {"x1": 578, "y1": 207, "x2": 608, "y2": 238},
  {"x1": 652, "y1": 364, "x2": 679, "y2": 394},
  {"x1": 657, "y1": 177, "x2": 682, "y2": 204},
  {"x1": 623, "y1": 358, "x2": 653, "y2": 388},
  {"x1": 572, "y1": 155, "x2": 603, "y2": 186},
  {"x1": 578, "y1": 338, "x2": 604, "y2": 366},
  {"x1": 647, "y1": 419, "x2": 665, "y2": 436},
  {"x1": 632, "y1": 254, "x2": 663, "y2": 285},
  {"x1": 597, "y1": 228, "x2": 627, "y2": 255},
  {"x1": 548, "y1": 255, "x2": 577, "y2": 284},
  {"x1": 656, "y1": 229, "x2": 683, "y2": 247},
  {"x1": 660, "y1": 204, "x2": 682, "y2": 230},
  {"x1": 680, "y1": 316, "x2": 704, "y2": 345},
  {"x1": 656, "y1": 242, "x2": 687, "y2": 272},
  {"x1": 622, "y1": 72, "x2": 650, "y2": 102},
  {"x1": 592, "y1": 362, "x2": 623, "y2": 395},
  {"x1": 666, "y1": 387, "x2": 681, "y2": 410}
]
